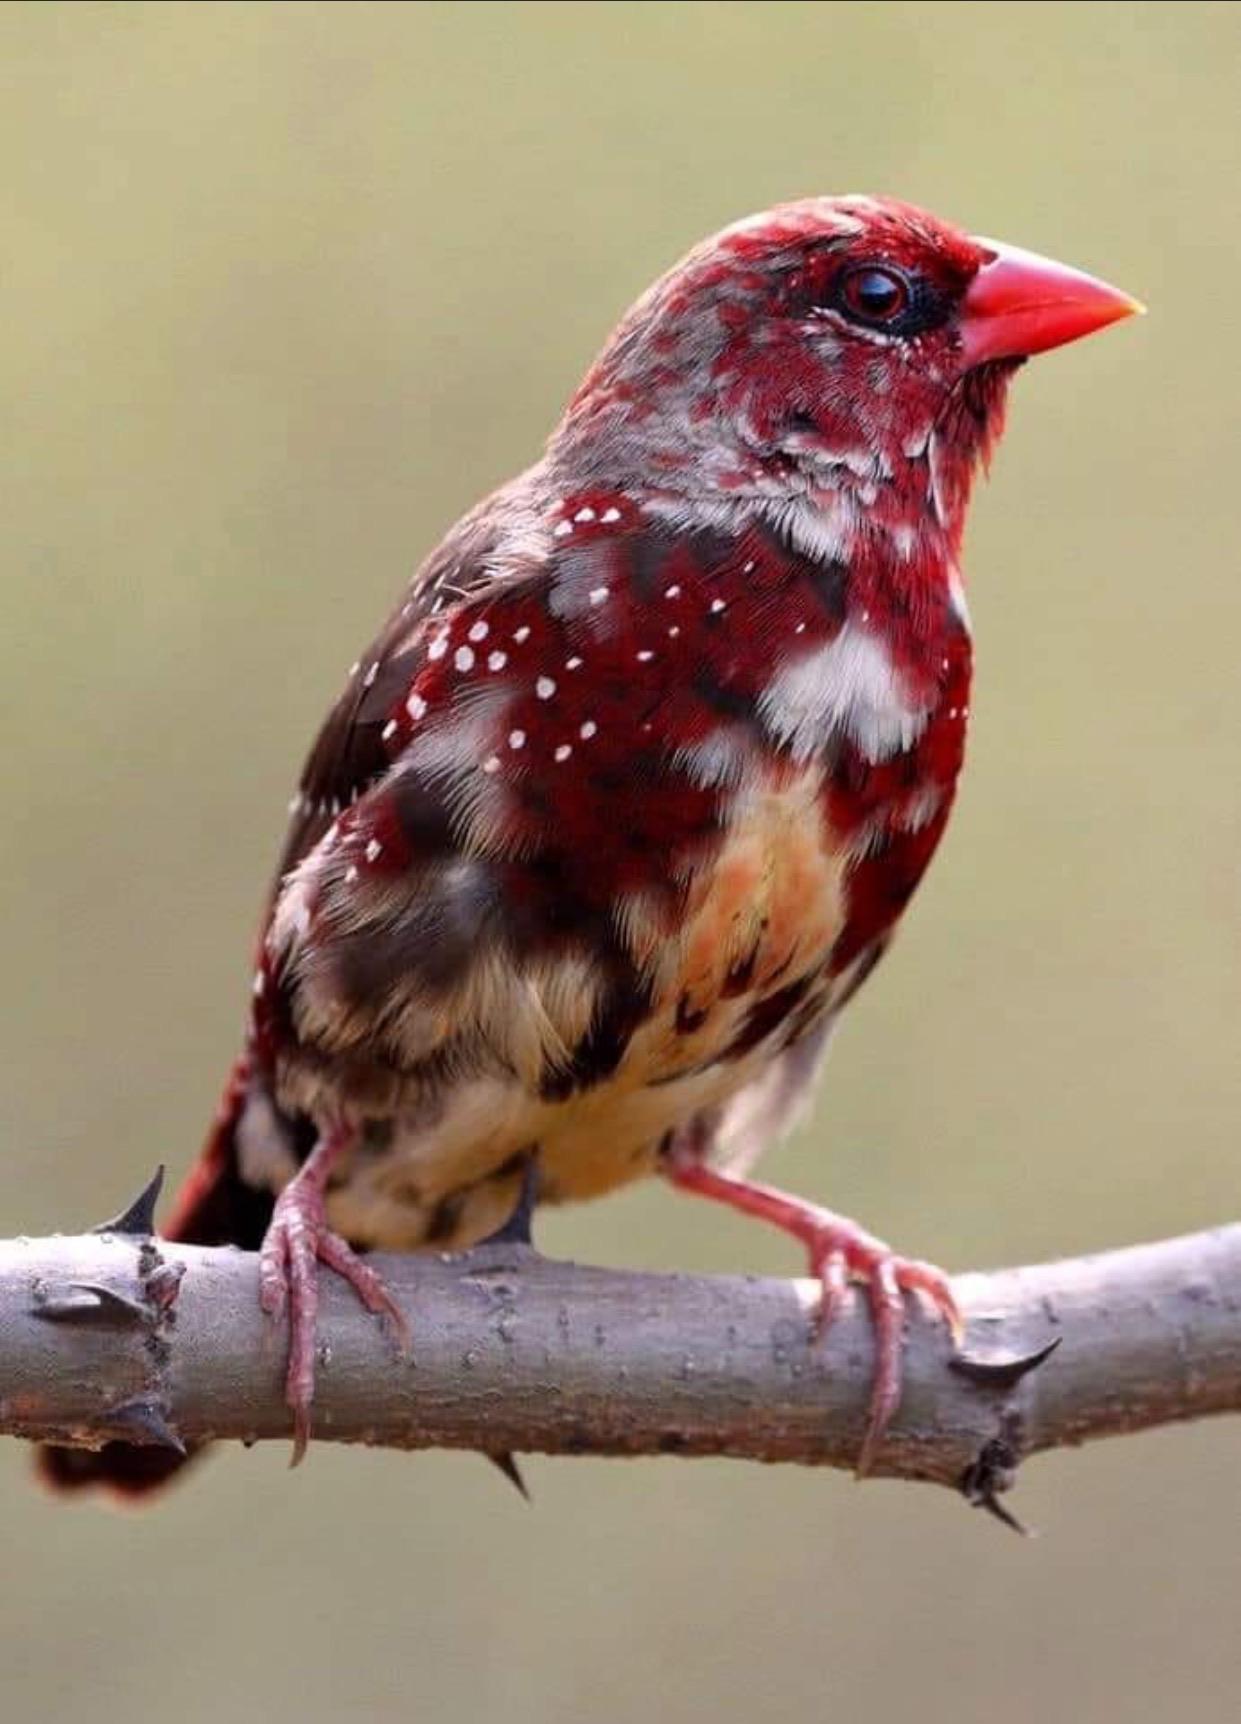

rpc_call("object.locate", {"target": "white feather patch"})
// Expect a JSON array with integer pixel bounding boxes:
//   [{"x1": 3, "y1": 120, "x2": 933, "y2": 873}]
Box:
[{"x1": 759, "y1": 623, "x2": 930, "y2": 763}]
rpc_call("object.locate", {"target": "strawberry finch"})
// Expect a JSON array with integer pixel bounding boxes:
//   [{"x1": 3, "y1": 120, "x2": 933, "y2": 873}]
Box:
[{"x1": 40, "y1": 195, "x2": 1139, "y2": 1493}]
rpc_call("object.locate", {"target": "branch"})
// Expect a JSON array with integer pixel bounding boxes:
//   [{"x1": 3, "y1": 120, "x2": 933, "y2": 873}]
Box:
[{"x1": 3, "y1": 1174, "x2": 1239, "y2": 1513}]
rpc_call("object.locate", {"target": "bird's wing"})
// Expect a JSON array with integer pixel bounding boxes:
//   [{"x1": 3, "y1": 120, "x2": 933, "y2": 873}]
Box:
[{"x1": 272, "y1": 487, "x2": 530, "y2": 888}]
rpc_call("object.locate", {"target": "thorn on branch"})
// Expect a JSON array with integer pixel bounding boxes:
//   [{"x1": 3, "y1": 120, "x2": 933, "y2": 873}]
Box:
[
  {"x1": 30, "y1": 1279, "x2": 151, "y2": 1325},
  {"x1": 91, "y1": 1166, "x2": 165, "y2": 1238},
  {"x1": 959, "y1": 1417, "x2": 1029, "y2": 1535},
  {"x1": 104, "y1": 1396, "x2": 186, "y2": 1456},
  {"x1": 950, "y1": 1335, "x2": 1062, "y2": 1387},
  {"x1": 487, "y1": 1451, "x2": 531, "y2": 1500}
]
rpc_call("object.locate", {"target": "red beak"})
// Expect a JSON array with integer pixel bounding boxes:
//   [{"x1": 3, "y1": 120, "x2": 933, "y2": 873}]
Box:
[{"x1": 960, "y1": 239, "x2": 1143, "y2": 366}]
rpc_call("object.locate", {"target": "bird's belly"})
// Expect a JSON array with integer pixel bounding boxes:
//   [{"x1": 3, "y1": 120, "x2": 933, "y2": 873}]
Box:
[
  {"x1": 323, "y1": 1035, "x2": 824, "y2": 1253},
  {"x1": 323, "y1": 767, "x2": 848, "y2": 1249}
]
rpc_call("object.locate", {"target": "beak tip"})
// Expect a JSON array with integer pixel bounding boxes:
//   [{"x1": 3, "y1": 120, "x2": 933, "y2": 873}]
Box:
[{"x1": 1094, "y1": 291, "x2": 1145, "y2": 336}]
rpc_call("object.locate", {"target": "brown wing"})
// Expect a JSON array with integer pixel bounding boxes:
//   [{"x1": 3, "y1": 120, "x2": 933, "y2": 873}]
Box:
[{"x1": 271, "y1": 485, "x2": 524, "y2": 886}]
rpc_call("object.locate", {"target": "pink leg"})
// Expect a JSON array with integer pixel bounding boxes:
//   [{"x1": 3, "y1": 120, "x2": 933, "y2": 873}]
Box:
[
  {"x1": 664, "y1": 1152, "x2": 961, "y2": 1475},
  {"x1": 258, "y1": 1123, "x2": 408, "y2": 1465}
]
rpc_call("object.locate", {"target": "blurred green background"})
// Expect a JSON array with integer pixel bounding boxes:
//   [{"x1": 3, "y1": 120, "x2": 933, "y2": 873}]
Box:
[{"x1": 3, "y1": 2, "x2": 1239, "y2": 1719}]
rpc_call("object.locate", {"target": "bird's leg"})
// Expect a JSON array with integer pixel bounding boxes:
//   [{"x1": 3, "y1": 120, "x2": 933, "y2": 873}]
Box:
[
  {"x1": 479, "y1": 1150, "x2": 541, "y2": 1247},
  {"x1": 662, "y1": 1144, "x2": 961, "y2": 1475},
  {"x1": 258, "y1": 1121, "x2": 408, "y2": 1465}
]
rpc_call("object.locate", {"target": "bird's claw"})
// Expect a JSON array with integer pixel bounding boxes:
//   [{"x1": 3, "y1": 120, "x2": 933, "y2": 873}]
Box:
[
  {"x1": 662, "y1": 1157, "x2": 960, "y2": 1478},
  {"x1": 259, "y1": 1171, "x2": 408, "y2": 1465},
  {"x1": 801, "y1": 1213, "x2": 961, "y2": 1474}
]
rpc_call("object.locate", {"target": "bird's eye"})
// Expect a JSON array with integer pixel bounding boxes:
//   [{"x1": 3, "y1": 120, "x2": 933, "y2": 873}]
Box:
[{"x1": 836, "y1": 265, "x2": 912, "y2": 327}]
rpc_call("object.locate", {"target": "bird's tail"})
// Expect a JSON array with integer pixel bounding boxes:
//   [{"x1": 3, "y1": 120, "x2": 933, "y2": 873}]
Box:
[{"x1": 36, "y1": 1055, "x2": 280, "y2": 1501}]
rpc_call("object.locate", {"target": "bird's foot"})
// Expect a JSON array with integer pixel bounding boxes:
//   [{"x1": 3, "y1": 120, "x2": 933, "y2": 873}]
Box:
[
  {"x1": 799, "y1": 1209, "x2": 960, "y2": 1474},
  {"x1": 663, "y1": 1154, "x2": 960, "y2": 1475},
  {"x1": 258, "y1": 1125, "x2": 408, "y2": 1465}
]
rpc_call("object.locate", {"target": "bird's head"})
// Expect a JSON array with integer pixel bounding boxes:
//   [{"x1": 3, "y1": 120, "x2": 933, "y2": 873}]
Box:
[{"x1": 552, "y1": 195, "x2": 1140, "y2": 551}]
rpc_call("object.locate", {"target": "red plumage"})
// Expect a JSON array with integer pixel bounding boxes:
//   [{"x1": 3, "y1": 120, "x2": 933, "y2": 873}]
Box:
[{"x1": 39, "y1": 195, "x2": 1138, "y2": 1494}]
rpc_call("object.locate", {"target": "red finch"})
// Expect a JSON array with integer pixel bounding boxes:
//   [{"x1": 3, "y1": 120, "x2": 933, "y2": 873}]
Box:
[{"x1": 40, "y1": 196, "x2": 1139, "y2": 1493}]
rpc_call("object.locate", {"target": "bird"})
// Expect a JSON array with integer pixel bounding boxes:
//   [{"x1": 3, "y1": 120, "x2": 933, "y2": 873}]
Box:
[{"x1": 38, "y1": 195, "x2": 1139, "y2": 1495}]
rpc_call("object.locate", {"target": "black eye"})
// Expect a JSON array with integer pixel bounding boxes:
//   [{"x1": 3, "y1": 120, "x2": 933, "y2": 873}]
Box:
[{"x1": 837, "y1": 264, "x2": 911, "y2": 327}]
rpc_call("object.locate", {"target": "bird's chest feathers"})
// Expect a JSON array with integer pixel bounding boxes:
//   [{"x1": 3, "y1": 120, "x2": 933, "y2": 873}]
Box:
[
  {"x1": 637, "y1": 769, "x2": 848, "y2": 1044},
  {"x1": 552, "y1": 599, "x2": 971, "y2": 1184},
  {"x1": 614, "y1": 605, "x2": 972, "y2": 1100}
]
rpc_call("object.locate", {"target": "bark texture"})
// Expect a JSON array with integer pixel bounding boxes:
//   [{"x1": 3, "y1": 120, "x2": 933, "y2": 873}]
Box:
[{"x1": 4, "y1": 1184, "x2": 1239, "y2": 1510}]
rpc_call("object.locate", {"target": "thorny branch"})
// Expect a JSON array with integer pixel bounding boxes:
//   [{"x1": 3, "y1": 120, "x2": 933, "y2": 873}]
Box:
[{"x1": 3, "y1": 1170, "x2": 1240, "y2": 1523}]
